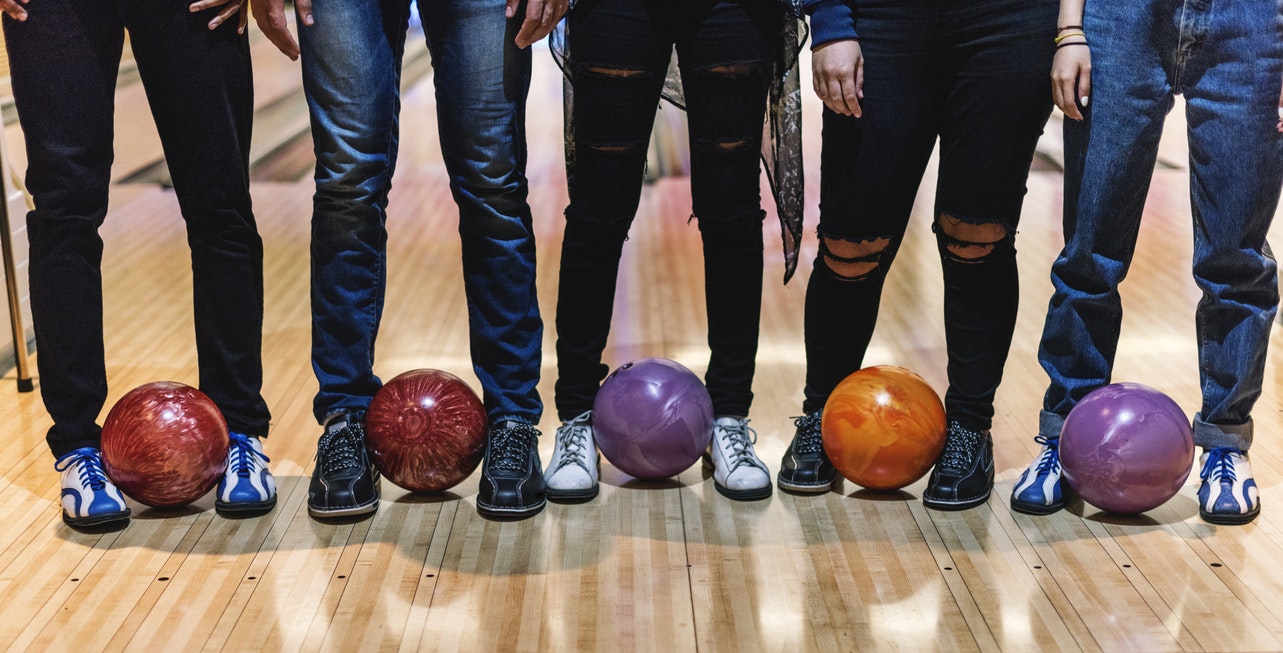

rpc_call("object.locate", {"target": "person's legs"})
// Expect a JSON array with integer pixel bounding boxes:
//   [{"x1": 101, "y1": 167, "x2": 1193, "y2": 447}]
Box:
[
  {"x1": 422, "y1": 0, "x2": 548, "y2": 517},
  {"x1": 677, "y1": 0, "x2": 777, "y2": 500},
  {"x1": 780, "y1": 0, "x2": 939, "y2": 493},
  {"x1": 5, "y1": 1, "x2": 132, "y2": 527},
  {"x1": 1012, "y1": 0, "x2": 1175, "y2": 515},
  {"x1": 301, "y1": 0, "x2": 412, "y2": 518},
  {"x1": 1181, "y1": 0, "x2": 1283, "y2": 524},
  {"x1": 921, "y1": 0, "x2": 1056, "y2": 511},
  {"x1": 126, "y1": 0, "x2": 275, "y2": 512}
]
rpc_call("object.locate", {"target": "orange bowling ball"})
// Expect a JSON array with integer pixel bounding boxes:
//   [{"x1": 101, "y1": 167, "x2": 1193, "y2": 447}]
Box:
[{"x1": 821, "y1": 366, "x2": 947, "y2": 490}]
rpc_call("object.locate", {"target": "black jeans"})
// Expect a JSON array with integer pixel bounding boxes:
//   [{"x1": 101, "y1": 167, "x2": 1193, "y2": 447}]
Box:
[
  {"x1": 554, "y1": 0, "x2": 778, "y2": 420},
  {"x1": 803, "y1": 0, "x2": 1056, "y2": 430},
  {"x1": 5, "y1": 0, "x2": 271, "y2": 457}
]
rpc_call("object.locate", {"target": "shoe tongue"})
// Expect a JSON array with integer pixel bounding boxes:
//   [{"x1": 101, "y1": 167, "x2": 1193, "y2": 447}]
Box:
[{"x1": 325, "y1": 416, "x2": 351, "y2": 436}]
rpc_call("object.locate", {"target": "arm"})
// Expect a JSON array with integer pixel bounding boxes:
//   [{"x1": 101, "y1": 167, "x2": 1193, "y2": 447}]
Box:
[
  {"x1": 507, "y1": 0, "x2": 568, "y2": 49},
  {"x1": 0, "y1": 0, "x2": 27, "y2": 21},
  {"x1": 1051, "y1": 0, "x2": 1090, "y2": 121}
]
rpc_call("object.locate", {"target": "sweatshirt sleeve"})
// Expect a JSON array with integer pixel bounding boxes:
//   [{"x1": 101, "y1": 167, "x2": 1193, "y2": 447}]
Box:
[{"x1": 804, "y1": 0, "x2": 857, "y2": 49}]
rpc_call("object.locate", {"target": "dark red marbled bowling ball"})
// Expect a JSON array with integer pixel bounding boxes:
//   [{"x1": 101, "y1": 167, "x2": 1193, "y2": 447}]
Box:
[
  {"x1": 101, "y1": 381, "x2": 228, "y2": 507},
  {"x1": 365, "y1": 369, "x2": 487, "y2": 493}
]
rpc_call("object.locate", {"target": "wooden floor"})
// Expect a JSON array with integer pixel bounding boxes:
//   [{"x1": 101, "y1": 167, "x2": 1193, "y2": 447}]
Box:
[{"x1": 2, "y1": 33, "x2": 1283, "y2": 653}]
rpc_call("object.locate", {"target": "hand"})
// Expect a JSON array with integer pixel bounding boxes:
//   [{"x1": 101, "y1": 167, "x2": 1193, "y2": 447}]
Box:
[
  {"x1": 189, "y1": 0, "x2": 248, "y2": 34},
  {"x1": 0, "y1": 0, "x2": 28, "y2": 22},
  {"x1": 1051, "y1": 41, "x2": 1091, "y2": 121},
  {"x1": 812, "y1": 39, "x2": 863, "y2": 117},
  {"x1": 252, "y1": 0, "x2": 309, "y2": 60},
  {"x1": 1276, "y1": 72, "x2": 1283, "y2": 133},
  {"x1": 506, "y1": 0, "x2": 568, "y2": 49}
]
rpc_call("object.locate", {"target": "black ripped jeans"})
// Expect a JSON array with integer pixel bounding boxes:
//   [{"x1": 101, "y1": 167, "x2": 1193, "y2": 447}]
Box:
[
  {"x1": 554, "y1": 0, "x2": 778, "y2": 420},
  {"x1": 802, "y1": 0, "x2": 1057, "y2": 430}
]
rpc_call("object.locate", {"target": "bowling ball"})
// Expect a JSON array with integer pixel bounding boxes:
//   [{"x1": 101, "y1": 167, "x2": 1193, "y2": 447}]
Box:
[
  {"x1": 1060, "y1": 382, "x2": 1194, "y2": 515},
  {"x1": 821, "y1": 366, "x2": 947, "y2": 490},
  {"x1": 101, "y1": 381, "x2": 229, "y2": 508},
  {"x1": 592, "y1": 358, "x2": 714, "y2": 479},
  {"x1": 365, "y1": 369, "x2": 487, "y2": 493}
]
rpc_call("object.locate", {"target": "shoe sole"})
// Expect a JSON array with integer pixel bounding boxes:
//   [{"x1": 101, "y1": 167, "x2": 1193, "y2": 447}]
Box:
[
  {"x1": 922, "y1": 491, "x2": 991, "y2": 512},
  {"x1": 546, "y1": 486, "x2": 599, "y2": 501},
  {"x1": 1010, "y1": 497, "x2": 1065, "y2": 516},
  {"x1": 63, "y1": 509, "x2": 131, "y2": 528},
  {"x1": 1200, "y1": 506, "x2": 1261, "y2": 525},
  {"x1": 714, "y1": 482, "x2": 772, "y2": 501},
  {"x1": 477, "y1": 497, "x2": 546, "y2": 519},
  {"x1": 216, "y1": 496, "x2": 278, "y2": 515},
  {"x1": 308, "y1": 497, "x2": 379, "y2": 519},
  {"x1": 777, "y1": 475, "x2": 833, "y2": 494}
]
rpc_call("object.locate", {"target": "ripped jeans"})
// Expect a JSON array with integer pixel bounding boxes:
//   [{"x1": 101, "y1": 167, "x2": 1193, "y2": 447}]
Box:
[
  {"x1": 553, "y1": 0, "x2": 778, "y2": 420},
  {"x1": 801, "y1": 0, "x2": 1057, "y2": 430}
]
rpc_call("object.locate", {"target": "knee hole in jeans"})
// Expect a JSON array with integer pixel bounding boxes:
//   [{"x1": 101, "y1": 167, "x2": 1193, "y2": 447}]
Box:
[
  {"x1": 694, "y1": 137, "x2": 757, "y2": 155},
  {"x1": 585, "y1": 141, "x2": 648, "y2": 155},
  {"x1": 697, "y1": 62, "x2": 762, "y2": 79},
  {"x1": 934, "y1": 213, "x2": 1011, "y2": 264},
  {"x1": 819, "y1": 235, "x2": 890, "y2": 281},
  {"x1": 581, "y1": 65, "x2": 652, "y2": 79}
]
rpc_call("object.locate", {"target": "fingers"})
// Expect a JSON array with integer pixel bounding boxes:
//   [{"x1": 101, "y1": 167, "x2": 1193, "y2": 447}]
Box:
[
  {"x1": 0, "y1": 0, "x2": 27, "y2": 21},
  {"x1": 297, "y1": 0, "x2": 314, "y2": 27},
  {"x1": 505, "y1": 0, "x2": 520, "y2": 19},
  {"x1": 514, "y1": 0, "x2": 565, "y2": 48}
]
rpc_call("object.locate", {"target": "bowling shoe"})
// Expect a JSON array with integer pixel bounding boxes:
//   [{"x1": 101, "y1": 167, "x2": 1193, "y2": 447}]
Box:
[
  {"x1": 216, "y1": 432, "x2": 277, "y2": 514},
  {"x1": 55, "y1": 447, "x2": 131, "y2": 527},
  {"x1": 705, "y1": 417, "x2": 772, "y2": 501},
  {"x1": 478, "y1": 419, "x2": 546, "y2": 519},
  {"x1": 308, "y1": 413, "x2": 381, "y2": 518},
  {"x1": 1198, "y1": 448, "x2": 1260, "y2": 525},
  {"x1": 545, "y1": 411, "x2": 600, "y2": 501},
  {"x1": 1010, "y1": 435, "x2": 1064, "y2": 515},
  {"x1": 777, "y1": 411, "x2": 836, "y2": 493},
  {"x1": 922, "y1": 421, "x2": 994, "y2": 511}
]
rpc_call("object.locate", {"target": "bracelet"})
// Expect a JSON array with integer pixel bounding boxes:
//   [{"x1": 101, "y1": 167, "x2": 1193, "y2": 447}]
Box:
[
  {"x1": 1056, "y1": 41, "x2": 1089, "y2": 50},
  {"x1": 1054, "y1": 32, "x2": 1087, "y2": 44},
  {"x1": 1057, "y1": 24, "x2": 1083, "y2": 32}
]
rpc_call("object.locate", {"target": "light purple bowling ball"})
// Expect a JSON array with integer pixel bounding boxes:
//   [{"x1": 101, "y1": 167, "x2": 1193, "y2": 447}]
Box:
[
  {"x1": 1061, "y1": 382, "x2": 1194, "y2": 515},
  {"x1": 592, "y1": 358, "x2": 714, "y2": 479}
]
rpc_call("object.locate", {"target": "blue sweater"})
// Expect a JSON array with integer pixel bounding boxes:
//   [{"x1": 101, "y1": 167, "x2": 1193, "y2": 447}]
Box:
[{"x1": 804, "y1": 0, "x2": 856, "y2": 48}]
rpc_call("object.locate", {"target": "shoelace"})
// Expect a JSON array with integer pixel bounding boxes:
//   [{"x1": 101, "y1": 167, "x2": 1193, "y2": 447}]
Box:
[
  {"x1": 790, "y1": 412, "x2": 824, "y2": 455},
  {"x1": 716, "y1": 420, "x2": 760, "y2": 471},
  {"x1": 55, "y1": 449, "x2": 109, "y2": 491},
  {"x1": 1033, "y1": 435, "x2": 1060, "y2": 475},
  {"x1": 937, "y1": 422, "x2": 983, "y2": 472},
  {"x1": 551, "y1": 412, "x2": 593, "y2": 474},
  {"x1": 319, "y1": 425, "x2": 362, "y2": 474},
  {"x1": 489, "y1": 422, "x2": 539, "y2": 472},
  {"x1": 1200, "y1": 447, "x2": 1239, "y2": 483},
  {"x1": 228, "y1": 432, "x2": 270, "y2": 478}
]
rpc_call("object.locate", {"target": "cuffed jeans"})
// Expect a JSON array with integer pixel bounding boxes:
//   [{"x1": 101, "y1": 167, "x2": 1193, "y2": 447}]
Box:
[
  {"x1": 4, "y1": 0, "x2": 270, "y2": 458},
  {"x1": 1038, "y1": 0, "x2": 1283, "y2": 450},
  {"x1": 302, "y1": 0, "x2": 543, "y2": 424}
]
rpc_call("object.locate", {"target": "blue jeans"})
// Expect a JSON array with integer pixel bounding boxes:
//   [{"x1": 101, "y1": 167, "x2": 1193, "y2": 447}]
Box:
[
  {"x1": 1039, "y1": 0, "x2": 1283, "y2": 450},
  {"x1": 5, "y1": 0, "x2": 271, "y2": 457},
  {"x1": 301, "y1": 0, "x2": 543, "y2": 424}
]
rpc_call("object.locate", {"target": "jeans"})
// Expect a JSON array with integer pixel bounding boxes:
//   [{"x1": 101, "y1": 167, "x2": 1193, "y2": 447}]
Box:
[
  {"x1": 4, "y1": 0, "x2": 271, "y2": 458},
  {"x1": 302, "y1": 0, "x2": 543, "y2": 425},
  {"x1": 554, "y1": 0, "x2": 777, "y2": 420},
  {"x1": 1039, "y1": 0, "x2": 1283, "y2": 451},
  {"x1": 802, "y1": 0, "x2": 1056, "y2": 432}
]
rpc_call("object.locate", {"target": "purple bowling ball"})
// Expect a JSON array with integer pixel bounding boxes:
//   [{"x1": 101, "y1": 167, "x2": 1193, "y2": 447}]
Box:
[
  {"x1": 1061, "y1": 382, "x2": 1194, "y2": 515},
  {"x1": 592, "y1": 358, "x2": 714, "y2": 479}
]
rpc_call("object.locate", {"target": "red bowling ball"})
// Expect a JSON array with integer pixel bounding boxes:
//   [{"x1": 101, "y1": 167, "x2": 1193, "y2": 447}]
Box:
[
  {"x1": 365, "y1": 369, "x2": 487, "y2": 493},
  {"x1": 101, "y1": 381, "x2": 229, "y2": 508}
]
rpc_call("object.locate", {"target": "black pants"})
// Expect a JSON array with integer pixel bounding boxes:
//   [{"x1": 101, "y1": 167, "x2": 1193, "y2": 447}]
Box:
[
  {"x1": 5, "y1": 0, "x2": 271, "y2": 457},
  {"x1": 554, "y1": 0, "x2": 778, "y2": 420},
  {"x1": 803, "y1": 0, "x2": 1056, "y2": 430}
]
